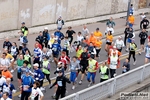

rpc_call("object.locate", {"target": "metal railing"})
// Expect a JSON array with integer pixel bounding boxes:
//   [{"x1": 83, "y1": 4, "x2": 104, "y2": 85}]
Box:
[{"x1": 60, "y1": 63, "x2": 150, "y2": 100}]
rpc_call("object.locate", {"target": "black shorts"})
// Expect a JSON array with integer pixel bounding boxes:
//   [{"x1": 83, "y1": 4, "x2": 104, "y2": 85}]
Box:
[
  {"x1": 53, "y1": 54, "x2": 59, "y2": 58},
  {"x1": 17, "y1": 72, "x2": 21, "y2": 79},
  {"x1": 106, "y1": 42, "x2": 112, "y2": 45},
  {"x1": 140, "y1": 39, "x2": 145, "y2": 45},
  {"x1": 68, "y1": 37, "x2": 73, "y2": 44},
  {"x1": 81, "y1": 67, "x2": 87, "y2": 73}
]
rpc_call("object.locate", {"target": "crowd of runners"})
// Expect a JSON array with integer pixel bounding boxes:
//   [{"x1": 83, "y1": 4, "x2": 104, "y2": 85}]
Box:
[{"x1": 0, "y1": 8, "x2": 149, "y2": 100}]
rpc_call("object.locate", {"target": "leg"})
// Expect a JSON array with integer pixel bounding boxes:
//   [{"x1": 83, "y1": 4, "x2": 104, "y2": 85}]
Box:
[
  {"x1": 91, "y1": 73, "x2": 96, "y2": 84},
  {"x1": 20, "y1": 91, "x2": 26, "y2": 100},
  {"x1": 96, "y1": 49, "x2": 100, "y2": 57},
  {"x1": 60, "y1": 90, "x2": 66, "y2": 98},
  {"x1": 55, "y1": 90, "x2": 61, "y2": 100},
  {"x1": 132, "y1": 51, "x2": 136, "y2": 62},
  {"x1": 45, "y1": 74, "x2": 51, "y2": 84},
  {"x1": 25, "y1": 92, "x2": 31, "y2": 100},
  {"x1": 128, "y1": 51, "x2": 132, "y2": 62},
  {"x1": 87, "y1": 72, "x2": 91, "y2": 82}
]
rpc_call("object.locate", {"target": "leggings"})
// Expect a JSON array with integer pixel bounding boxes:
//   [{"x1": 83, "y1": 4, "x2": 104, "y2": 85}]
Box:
[
  {"x1": 128, "y1": 51, "x2": 136, "y2": 62},
  {"x1": 96, "y1": 48, "x2": 101, "y2": 57},
  {"x1": 38, "y1": 80, "x2": 43, "y2": 88},
  {"x1": 44, "y1": 73, "x2": 51, "y2": 84},
  {"x1": 110, "y1": 69, "x2": 116, "y2": 78},
  {"x1": 21, "y1": 91, "x2": 31, "y2": 100}
]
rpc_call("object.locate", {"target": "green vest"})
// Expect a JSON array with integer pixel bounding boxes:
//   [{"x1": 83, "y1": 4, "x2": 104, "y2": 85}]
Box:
[
  {"x1": 100, "y1": 66, "x2": 109, "y2": 79},
  {"x1": 24, "y1": 55, "x2": 31, "y2": 68},
  {"x1": 88, "y1": 60, "x2": 97, "y2": 72},
  {"x1": 21, "y1": 27, "x2": 28, "y2": 36},
  {"x1": 42, "y1": 61, "x2": 50, "y2": 74}
]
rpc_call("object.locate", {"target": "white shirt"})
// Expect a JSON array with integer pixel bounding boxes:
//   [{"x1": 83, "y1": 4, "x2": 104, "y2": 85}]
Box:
[
  {"x1": 110, "y1": 56, "x2": 118, "y2": 69},
  {"x1": 115, "y1": 39, "x2": 125, "y2": 49},
  {"x1": 0, "y1": 58, "x2": 10, "y2": 68},
  {"x1": 105, "y1": 27, "x2": 114, "y2": 34},
  {"x1": 0, "y1": 77, "x2": 6, "y2": 91},
  {"x1": 82, "y1": 28, "x2": 89, "y2": 36},
  {"x1": 30, "y1": 87, "x2": 44, "y2": 99},
  {"x1": 77, "y1": 35, "x2": 84, "y2": 42},
  {"x1": 1, "y1": 98, "x2": 12, "y2": 100},
  {"x1": 141, "y1": 15, "x2": 146, "y2": 20},
  {"x1": 57, "y1": 20, "x2": 63, "y2": 28}
]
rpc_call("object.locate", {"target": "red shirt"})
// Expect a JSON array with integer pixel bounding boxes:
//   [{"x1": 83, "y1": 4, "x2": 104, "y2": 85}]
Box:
[{"x1": 35, "y1": 43, "x2": 42, "y2": 50}]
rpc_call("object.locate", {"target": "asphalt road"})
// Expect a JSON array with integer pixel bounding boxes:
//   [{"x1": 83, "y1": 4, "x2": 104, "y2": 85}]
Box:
[
  {"x1": 0, "y1": 15, "x2": 149, "y2": 100},
  {"x1": 12, "y1": 28, "x2": 150, "y2": 100}
]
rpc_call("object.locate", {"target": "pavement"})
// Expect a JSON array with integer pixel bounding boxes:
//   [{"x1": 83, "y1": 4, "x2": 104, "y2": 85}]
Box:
[{"x1": 0, "y1": 14, "x2": 149, "y2": 100}]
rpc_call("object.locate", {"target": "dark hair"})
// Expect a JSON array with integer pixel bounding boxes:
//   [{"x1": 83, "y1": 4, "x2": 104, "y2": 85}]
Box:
[
  {"x1": 68, "y1": 26, "x2": 72, "y2": 29},
  {"x1": 0, "y1": 71, "x2": 2, "y2": 75},
  {"x1": 13, "y1": 42, "x2": 17, "y2": 47},
  {"x1": 2, "y1": 52, "x2": 7, "y2": 56},
  {"x1": 34, "y1": 81, "x2": 40, "y2": 87},
  {"x1": 131, "y1": 4, "x2": 133, "y2": 6},
  {"x1": 78, "y1": 32, "x2": 81, "y2": 34},
  {"x1": 3, "y1": 92, "x2": 9, "y2": 96},
  {"x1": 72, "y1": 56, "x2": 77, "y2": 59},
  {"x1": 23, "y1": 60, "x2": 29, "y2": 65}
]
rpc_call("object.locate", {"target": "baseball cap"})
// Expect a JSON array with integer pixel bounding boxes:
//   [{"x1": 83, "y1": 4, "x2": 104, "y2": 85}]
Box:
[
  {"x1": 58, "y1": 61, "x2": 63, "y2": 65},
  {"x1": 25, "y1": 69, "x2": 30, "y2": 73},
  {"x1": 21, "y1": 22, "x2": 25, "y2": 24},
  {"x1": 33, "y1": 63, "x2": 39, "y2": 67},
  {"x1": 129, "y1": 13, "x2": 132, "y2": 15}
]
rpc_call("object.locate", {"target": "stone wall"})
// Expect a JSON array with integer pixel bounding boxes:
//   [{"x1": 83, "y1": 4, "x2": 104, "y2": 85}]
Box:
[{"x1": 0, "y1": 0, "x2": 148, "y2": 32}]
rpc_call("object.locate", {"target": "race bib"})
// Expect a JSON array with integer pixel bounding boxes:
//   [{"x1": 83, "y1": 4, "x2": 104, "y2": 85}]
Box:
[
  {"x1": 111, "y1": 61, "x2": 117, "y2": 65},
  {"x1": 71, "y1": 65, "x2": 74, "y2": 70},
  {"x1": 23, "y1": 85, "x2": 29, "y2": 91},
  {"x1": 57, "y1": 81, "x2": 62, "y2": 86},
  {"x1": 53, "y1": 48, "x2": 57, "y2": 51}
]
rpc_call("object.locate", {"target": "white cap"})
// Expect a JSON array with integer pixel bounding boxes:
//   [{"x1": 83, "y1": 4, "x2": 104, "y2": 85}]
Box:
[
  {"x1": 130, "y1": 13, "x2": 132, "y2": 15},
  {"x1": 118, "y1": 36, "x2": 122, "y2": 38},
  {"x1": 58, "y1": 61, "x2": 62, "y2": 65},
  {"x1": 33, "y1": 63, "x2": 39, "y2": 67},
  {"x1": 44, "y1": 27, "x2": 48, "y2": 30},
  {"x1": 113, "y1": 46, "x2": 116, "y2": 48}
]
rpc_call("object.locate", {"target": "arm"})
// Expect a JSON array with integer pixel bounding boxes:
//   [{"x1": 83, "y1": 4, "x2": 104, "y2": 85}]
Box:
[
  {"x1": 132, "y1": 32, "x2": 135, "y2": 38},
  {"x1": 38, "y1": 88, "x2": 44, "y2": 100},
  {"x1": 50, "y1": 80, "x2": 57, "y2": 88},
  {"x1": 65, "y1": 77, "x2": 71, "y2": 84},
  {"x1": 105, "y1": 68, "x2": 109, "y2": 75}
]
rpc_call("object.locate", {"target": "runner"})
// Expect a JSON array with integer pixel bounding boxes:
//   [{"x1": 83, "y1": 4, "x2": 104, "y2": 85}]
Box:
[
  {"x1": 78, "y1": 47, "x2": 89, "y2": 85},
  {"x1": 105, "y1": 31, "x2": 113, "y2": 53},
  {"x1": 108, "y1": 49, "x2": 120, "y2": 78},
  {"x1": 0, "y1": 71, "x2": 6, "y2": 98},
  {"x1": 87, "y1": 54, "x2": 99, "y2": 87},
  {"x1": 66, "y1": 26, "x2": 76, "y2": 45},
  {"x1": 20, "y1": 69, "x2": 34, "y2": 100},
  {"x1": 144, "y1": 42, "x2": 150, "y2": 64},
  {"x1": 106, "y1": 17, "x2": 115, "y2": 28},
  {"x1": 41, "y1": 56, "x2": 51, "y2": 87},
  {"x1": 105, "y1": 24, "x2": 114, "y2": 35},
  {"x1": 10, "y1": 42, "x2": 19, "y2": 73},
  {"x1": 3, "y1": 38, "x2": 12, "y2": 53},
  {"x1": 33, "y1": 63, "x2": 45, "y2": 91},
  {"x1": 36, "y1": 31, "x2": 44, "y2": 48},
  {"x1": 2, "y1": 78, "x2": 16, "y2": 99},
  {"x1": 24, "y1": 50, "x2": 32, "y2": 69},
  {"x1": 122, "y1": 58, "x2": 130, "y2": 73},
  {"x1": 0, "y1": 53, "x2": 10, "y2": 71},
  {"x1": 87, "y1": 42, "x2": 96, "y2": 56},
  {"x1": 95, "y1": 37, "x2": 102, "y2": 58},
  {"x1": 59, "y1": 51, "x2": 70, "y2": 71},
  {"x1": 62, "y1": 36, "x2": 70, "y2": 56},
  {"x1": 54, "y1": 29, "x2": 64, "y2": 44},
  {"x1": 56, "y1": 16, "x2": 64, "y2": 30},
  {"x1": 114, "y1": 36, "x2": 124, "y2": 52},
  {"x1": 43, "y1": 27, "x2": 50, "y2": 48},
  {"x1": 128, "y1": 39, "x2": 137, "y2": 65},
  {"x1": 124, "y1": 25, "x2": 130, "y2": 46},
  {"x1": 68, "y1": 56, "x2": 80, "y2": 90},
  {"x1": 51, "y1": 39, "x2": 61, "y2": 66},
  {"x1": 99, "y1": 61, "x2": 109, "y2": 82},
  {"x1": 33, "y1": 44, "x2": 42, "y2": 68},
  {"x1": 29, "y1": 81, "x2": 44, "y2": 100},
  {"x1": 138, "y1": 29, "x2": 148, "y2": 55},
  {"x1": 50, "y1": 70, "x2": 71, "y2": 100},
  {"x1": 128, "y1": 14, "x2": 135, "y2": 28},
  {"x1": 140, "y1": 17, "x2": 149, "y2": 29},
  {"x1": 93, "y1": 28, "x2": 103, "y2": 39},
  {"x1": 0, "y1": 92, "x2": 12, "y2": 100},
  {"x1": 82, "y1": 25, "x2": 89, "y2": 37},
  {"x1": 126, "y1": 28, "x2": 135, "y2": 52},
  {"x1": 21, "y1": 22, "x2": 28, "y2": 41}
]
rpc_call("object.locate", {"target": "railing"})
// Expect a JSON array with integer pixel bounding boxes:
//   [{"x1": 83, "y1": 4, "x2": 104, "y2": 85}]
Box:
[{"x1": 60, "y1": 63, "x2": 150, "y2": 100}]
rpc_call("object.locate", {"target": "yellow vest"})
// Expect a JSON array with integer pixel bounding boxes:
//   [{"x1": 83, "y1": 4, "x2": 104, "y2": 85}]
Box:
[
  {"x1": 76, "y1": 49, "x2": 83, "y2": 58},
  {"x1": 100, "y1": 66, "x2": 109, "y2": 79},
  {"x1": 88, "y1": 60, "x2": 97, "y2": 72}
]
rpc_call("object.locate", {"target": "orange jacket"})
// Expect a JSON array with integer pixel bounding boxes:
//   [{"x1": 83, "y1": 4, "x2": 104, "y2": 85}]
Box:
[
  {"x1": 2, "y1": 70, "x2": 12, "y2": 79},
  {"x1": 128, "y1": 16, "x2": 135, "y2": 24},
  {"x1": 89, "y1": 35, "x2": 96, "y2": 45}
]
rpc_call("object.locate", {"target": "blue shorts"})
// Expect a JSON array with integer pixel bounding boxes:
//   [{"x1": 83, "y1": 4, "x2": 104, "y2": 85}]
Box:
[
  {"x1": 145, "y1": 56, "x2": 150, "y2": 59},
  {"x1": 70, "y1": 72, "x2": 77, "y2": 82},
  {"x1": 127, "y1": 38, "x2": 131, "y2": 43},
  {"x1": 87, "y1": 72, "x2": 96, "y2": 83}
]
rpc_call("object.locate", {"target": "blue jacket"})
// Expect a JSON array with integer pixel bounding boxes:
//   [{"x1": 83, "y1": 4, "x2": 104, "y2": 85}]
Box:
[
  {"x1": 34, "y1": 69, "x2": 44, "y2": 81},
  {"x1": 21, "y1": 75, "x2": 34, "y2": 92},
  {"x1": 54, "y1": 31, "x2": 64, "y2": 44},
  {"x1": 2, "y1": 83, "x2": 15, "y2": 99},
  {"x1": 52, "y1": 43, "x2": 61, "y2": 55}
]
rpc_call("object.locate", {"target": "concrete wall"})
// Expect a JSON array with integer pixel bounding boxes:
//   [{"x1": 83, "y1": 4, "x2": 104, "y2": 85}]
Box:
[{"x1": 0, "y1": 0, "x2": 149, "y2": 32}]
